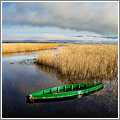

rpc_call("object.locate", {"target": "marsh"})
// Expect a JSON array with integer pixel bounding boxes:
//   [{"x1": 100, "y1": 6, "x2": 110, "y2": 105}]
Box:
[{"x1": 2, "y1": 45, "x2": 118, "y2": 118}]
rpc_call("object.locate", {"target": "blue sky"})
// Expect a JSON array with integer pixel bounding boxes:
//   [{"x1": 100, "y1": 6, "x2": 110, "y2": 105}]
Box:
[{"x1": 2, "y1": 2, "x2": 118, "y2": 43}]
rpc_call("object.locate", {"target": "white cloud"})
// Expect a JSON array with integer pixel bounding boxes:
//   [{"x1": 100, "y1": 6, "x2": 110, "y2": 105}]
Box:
[
  {"x1": 2, "y1": 33, "x2": 118, "y2": 43},
  {"x1": 2, "y1": 2, "x2": 118, "y2": 35},
  {"x1": 2, "y1": 34, "x2": 25, "y2": 40}
]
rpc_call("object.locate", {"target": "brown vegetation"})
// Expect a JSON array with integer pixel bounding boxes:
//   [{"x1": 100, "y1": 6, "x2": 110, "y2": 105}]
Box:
[
  {"x1": 2, "y1": 43, "x2": 117, "y2": 54},
  {"x1": 2, "y1": 43, "x2": 57, "y2": 54},
  {"x1": 2, "y1": 43, "x2": 75, "y2": 54},
  {"x1": 36, "y1": 45, "x2": 118, "y2": 79}
]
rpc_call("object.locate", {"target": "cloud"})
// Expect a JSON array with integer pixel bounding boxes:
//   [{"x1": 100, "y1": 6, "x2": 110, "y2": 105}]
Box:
[
  {"x1": 2, "y1": 34, "x2": 25, "y2": 40},
  {"x1": 2, "y1": 2, "x2": 118, "y2": 35},
  {"x1": 2, "y1": 33, "x2": 118, "y2": 43},
  {"x1": 2, "y1": 33, "x2": 75, "y2": 40}
]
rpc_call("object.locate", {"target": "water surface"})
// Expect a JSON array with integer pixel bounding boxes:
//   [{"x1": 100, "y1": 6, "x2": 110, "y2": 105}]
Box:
[{"x1": 2, "y1": 46, "x2": 118, "y2": 118}]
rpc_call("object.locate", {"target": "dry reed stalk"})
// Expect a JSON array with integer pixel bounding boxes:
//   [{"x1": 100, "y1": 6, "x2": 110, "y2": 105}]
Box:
[
  {"x1": 36, "y1": 50, "x2": 56, "y2": 67},
  {"x1": 36, "y1": 45, "x2": 118, "y2": 79},
  {"x1": 2, "y1": 43, "x2": 116, "y2": 54},
  {"x1": 2, "y1": 43, "x2": 63, "y2": 54}
]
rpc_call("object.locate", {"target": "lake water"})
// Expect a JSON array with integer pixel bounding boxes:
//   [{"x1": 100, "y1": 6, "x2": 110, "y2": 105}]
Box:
[{"x1": 2, "y1": 46, "x2": 118, "y2": 118}]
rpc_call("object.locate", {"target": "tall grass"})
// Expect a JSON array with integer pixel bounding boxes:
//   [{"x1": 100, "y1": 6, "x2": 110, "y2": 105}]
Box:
[
  {"x1": 2, "y1": 43, "x2": 58, "y2": 54},
  {"x1": 36, "y1": 45, "x2": 118, "y2": 79},
  {"x1": 2, "y1": 43, "x2": 116, "y2": 54},
  {"x1": 36, "y1": 50, "x2": 56, "y2": 67},
  {"x1": 2, "y1": 43, "x2": 76, "y2": 54}
]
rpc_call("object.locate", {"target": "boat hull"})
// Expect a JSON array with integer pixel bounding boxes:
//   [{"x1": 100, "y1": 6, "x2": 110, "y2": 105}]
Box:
[{"x1": 28, "y1": 83, "x2": 104, "y2": 102}]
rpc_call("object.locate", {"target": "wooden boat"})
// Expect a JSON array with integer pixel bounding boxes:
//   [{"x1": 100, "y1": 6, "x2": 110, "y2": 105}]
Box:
[{"x1": 28, "y1": 83, "x2": 104, "y2": 102}]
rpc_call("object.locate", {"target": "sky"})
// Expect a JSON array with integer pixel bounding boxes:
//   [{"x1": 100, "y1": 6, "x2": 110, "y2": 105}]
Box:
[{"x1": 2, "y1": 1, "x2": 118, "y2": 43}]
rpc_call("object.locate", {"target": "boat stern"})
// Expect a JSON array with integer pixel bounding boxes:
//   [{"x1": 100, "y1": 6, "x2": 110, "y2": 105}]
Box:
[{"x1": 26, "y1": 95, "x2": 35, "y2": 103}]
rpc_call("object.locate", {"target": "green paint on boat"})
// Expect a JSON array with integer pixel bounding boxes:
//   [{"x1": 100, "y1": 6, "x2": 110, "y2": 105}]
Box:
[{"x1": 28, "y1": 83, "x2": 104, "y2": 102}]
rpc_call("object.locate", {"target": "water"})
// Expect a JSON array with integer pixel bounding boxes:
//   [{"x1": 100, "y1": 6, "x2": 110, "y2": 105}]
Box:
[{"x1": 2, "y1": 46, "x2": 118, "y2": 118}]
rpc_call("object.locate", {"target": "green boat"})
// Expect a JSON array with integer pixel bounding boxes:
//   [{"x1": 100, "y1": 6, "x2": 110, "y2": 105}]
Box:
[{"x1": 28, "y1": 83, "x2": 104, "y2": 102}]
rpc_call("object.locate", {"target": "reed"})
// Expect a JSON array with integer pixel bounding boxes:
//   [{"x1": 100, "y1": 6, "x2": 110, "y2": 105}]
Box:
[
  {"x1": 2, "y1": 43, "x2": 57, "y2": 54},
  {"x1": 36, "y1": 45, "x2": 118, "y2": 79},
  {"x1": 2, "y1": 43, "x2": 117, "y2": 54},
  {"x1": 2, "y1": 43, "x2": 76, "y2": 54},
  {"x1": 36, "y1": 50, "x2": 56, "y2": 67}
]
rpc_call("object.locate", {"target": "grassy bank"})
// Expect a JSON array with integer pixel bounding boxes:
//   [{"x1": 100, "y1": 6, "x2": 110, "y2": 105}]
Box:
[
  {"x1": 36, "y1": 45, "x2": 118, "y2": 79},
  {"x1": 2, "y1": 43, "x2": 117, "y2": 54},
  {"x1": 2, "y1": 43, "x2": 75, "y2": 54}
]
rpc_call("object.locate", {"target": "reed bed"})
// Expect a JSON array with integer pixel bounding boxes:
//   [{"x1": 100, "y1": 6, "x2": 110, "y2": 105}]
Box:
[
  {"x1": 2, "y1": 43, "x2": 117, "y2": 54},
  {"x1": 2, "y1": 43, "x2": 76, "y2": 54},
  {"x1": 2, "y1": 43, "x2": 57, "y2": 54},
  {"x1": 36, "y1": 45, "x2": 118, "y2": 79}
]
